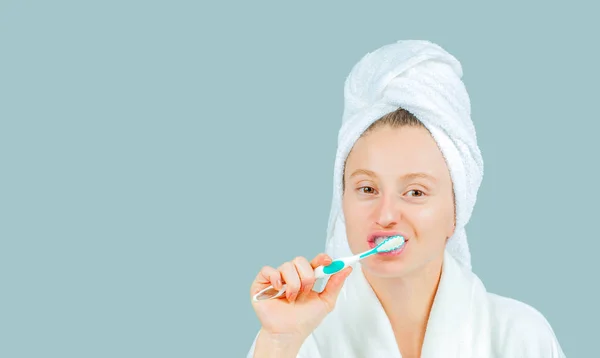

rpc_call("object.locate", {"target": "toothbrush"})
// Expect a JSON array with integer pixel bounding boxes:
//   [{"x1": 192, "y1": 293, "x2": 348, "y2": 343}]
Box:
[{"x1": 252, "y1": 235, "x2": 405, "y2": 302}]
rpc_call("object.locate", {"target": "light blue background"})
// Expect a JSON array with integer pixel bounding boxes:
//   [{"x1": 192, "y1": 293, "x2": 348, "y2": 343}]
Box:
[{"x1": 1, "y1": 1, "x2": 596, "y2": 357}]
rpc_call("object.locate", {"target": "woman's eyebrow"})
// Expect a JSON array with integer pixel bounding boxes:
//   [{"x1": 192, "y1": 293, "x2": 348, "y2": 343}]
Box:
[
  {"x1": 349, "y1": 169, "x2": 377, "y2": 178},
  {"x1": 402, "y1": 172, "x2": 437, "y2": 183},
  {"x1": 349, "y1": 170, "x2": 437, "y2": 183}
]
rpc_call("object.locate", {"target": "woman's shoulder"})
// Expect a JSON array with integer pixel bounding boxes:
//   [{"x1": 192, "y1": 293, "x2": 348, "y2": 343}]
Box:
[
  {"x1": 484, "y1": 292, "x2": 565, "y2": 357},
  {"x1": 486, "y1": 292, "x2": 553, "y2": 329}
]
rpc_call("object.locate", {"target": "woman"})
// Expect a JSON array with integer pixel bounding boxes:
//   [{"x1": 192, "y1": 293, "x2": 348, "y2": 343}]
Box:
[{"x1": 247, "y1": 40, "x2": 565, "y2": 358}]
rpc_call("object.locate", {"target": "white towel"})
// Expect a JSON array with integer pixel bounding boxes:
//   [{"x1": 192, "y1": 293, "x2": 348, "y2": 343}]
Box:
[{"x1": 324, "y1": 40, "x2": 483, "y2": 270}]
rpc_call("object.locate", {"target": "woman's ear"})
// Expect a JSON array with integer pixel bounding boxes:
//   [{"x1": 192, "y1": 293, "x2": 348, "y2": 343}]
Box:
[{"x1": 446, "y1": 217, "x2": 456, "y2": 240}]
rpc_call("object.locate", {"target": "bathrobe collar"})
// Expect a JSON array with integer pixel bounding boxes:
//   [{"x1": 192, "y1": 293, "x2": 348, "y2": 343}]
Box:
[{"x1": 312, "y1": 249, "x2": 488, "y2": 358}]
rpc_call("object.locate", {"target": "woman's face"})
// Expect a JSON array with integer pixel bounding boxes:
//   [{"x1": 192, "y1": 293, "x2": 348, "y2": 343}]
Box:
[{"x1": 342, "y1": 125, "x2": 455, "y2": 278}]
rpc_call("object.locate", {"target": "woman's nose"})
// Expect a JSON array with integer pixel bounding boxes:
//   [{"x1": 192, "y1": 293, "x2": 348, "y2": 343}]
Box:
[{"x1": 375, "y1": 193, "x2": 401, "y2": 228}]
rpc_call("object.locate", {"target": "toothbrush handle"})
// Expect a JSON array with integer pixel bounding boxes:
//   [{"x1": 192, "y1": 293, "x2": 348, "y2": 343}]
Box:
[
  {"x1": 314, "y1": 255, "x2": 358, "y2": 279},
  {"x1": 313, "y1": 265, "x2": 328, "y2": 279},
  {"x1": 252, "y1": 256, "x2": 359, "y2": 302},
  {"x1": 315, "y1": 260, "x2": 340, "y2": 280}
]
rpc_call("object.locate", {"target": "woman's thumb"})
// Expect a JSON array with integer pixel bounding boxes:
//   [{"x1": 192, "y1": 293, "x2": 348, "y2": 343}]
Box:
[{"x1": 318, "y1": 266, "x2": 353, "y2": 312}]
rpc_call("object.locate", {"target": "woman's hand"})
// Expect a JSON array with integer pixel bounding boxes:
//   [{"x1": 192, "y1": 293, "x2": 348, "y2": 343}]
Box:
[{"x1": 250, "y1": 253, "x2": 352, "y2": 345}]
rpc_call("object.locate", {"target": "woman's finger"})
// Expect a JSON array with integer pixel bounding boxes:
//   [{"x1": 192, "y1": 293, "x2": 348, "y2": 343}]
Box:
[
  {"x1": 319, "y1": 266, "x2": 353, "y2": 312},
  {"x1": 310, "y1": 253, "x2": 332, "y2": 269},
  {"x1": 279, "y1": 261, "x2": 301, "y2": 302},
  {"x1": 250, "y1": 265, "x2": 282, "y2": 295},
  {"x1": 293, "y1": 256, "x2": 316, "y2": 295}
]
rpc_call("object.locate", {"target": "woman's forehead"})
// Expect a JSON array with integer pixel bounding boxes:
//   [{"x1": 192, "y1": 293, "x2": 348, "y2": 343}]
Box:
[{"x1": 345, "y1": 126, "x2": 450, "y2": 179}]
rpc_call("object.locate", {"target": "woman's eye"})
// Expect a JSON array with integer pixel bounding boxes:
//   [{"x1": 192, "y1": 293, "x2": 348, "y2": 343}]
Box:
[
  {"x1": 358, "y1": 186, "x2": 376, "y2": 194},
  {"x1": 407, "y1": 189, "x2": 425, "y2": 197}
]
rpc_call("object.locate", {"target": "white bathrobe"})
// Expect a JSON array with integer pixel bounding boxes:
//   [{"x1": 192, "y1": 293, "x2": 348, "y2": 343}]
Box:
[
  {"x1": 246, "y1": 40, "x2": 566, "y2": 357},
  {"x1": 246, "y1": 250, "x2": 565, "y2": 358}
]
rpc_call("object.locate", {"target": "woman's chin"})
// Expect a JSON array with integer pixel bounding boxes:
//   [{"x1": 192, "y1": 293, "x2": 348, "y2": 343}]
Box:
[{"x1": 362, "y1": 259, "x2": 408, "y2": 278}]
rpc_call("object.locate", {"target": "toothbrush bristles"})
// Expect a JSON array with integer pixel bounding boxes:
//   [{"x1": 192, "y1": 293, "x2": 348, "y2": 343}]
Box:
[{"x1": 377, "y1": 235, "x2": 405, "y2": 252}]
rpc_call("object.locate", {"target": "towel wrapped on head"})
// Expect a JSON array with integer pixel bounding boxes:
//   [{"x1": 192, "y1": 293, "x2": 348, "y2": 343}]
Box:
[{"x1": 325, "y1": 40, "x2": 484, "y2": 270}]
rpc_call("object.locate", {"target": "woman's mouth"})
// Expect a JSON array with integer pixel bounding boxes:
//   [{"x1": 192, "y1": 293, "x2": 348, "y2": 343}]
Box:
[{"x1": 367, "y1": 232, "x2": 409, "y2": 257}]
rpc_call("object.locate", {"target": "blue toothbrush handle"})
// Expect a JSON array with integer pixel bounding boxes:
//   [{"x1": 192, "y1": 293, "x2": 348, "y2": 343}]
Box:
[
  {"x1": 313, "y1": 259, "x2": 350, "y2": 278},
  {"x1": 252, "y1": 258, "x2": 356, "y2": 301}
]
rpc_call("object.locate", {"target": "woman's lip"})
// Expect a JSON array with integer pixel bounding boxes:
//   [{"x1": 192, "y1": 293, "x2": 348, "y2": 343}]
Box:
[
  {"x1": 367, "y1": 231, "x2": 408, "y2": 243},
  {"x1": 367, "y1": 239, "x2": 408, "y2": 256}
]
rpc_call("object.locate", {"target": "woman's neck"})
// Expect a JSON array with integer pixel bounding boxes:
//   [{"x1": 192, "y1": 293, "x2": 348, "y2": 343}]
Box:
[{"x1": 363, "y1": 253, "x2": 444, "y2": 353}]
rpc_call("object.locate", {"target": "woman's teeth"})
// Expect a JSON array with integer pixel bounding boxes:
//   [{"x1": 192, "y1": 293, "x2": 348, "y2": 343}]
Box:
[{"x1": 374, "y1": 237, "x2": 387, "y2": 246}]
